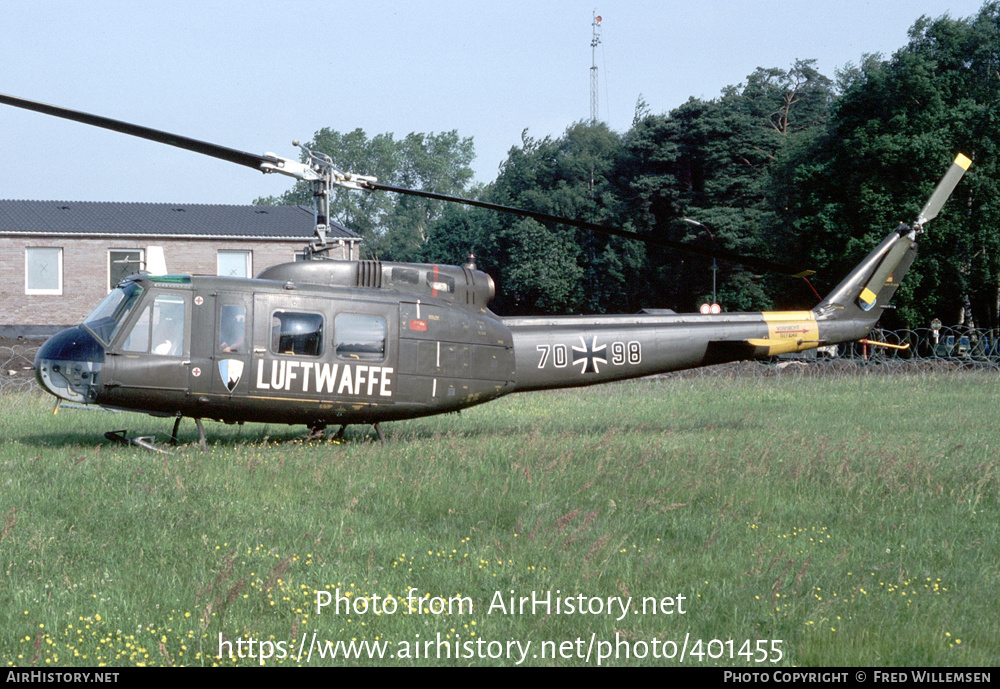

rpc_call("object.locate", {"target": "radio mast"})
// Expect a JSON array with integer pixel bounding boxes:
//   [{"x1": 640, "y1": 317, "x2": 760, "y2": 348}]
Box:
[{"x1": 590, "y1": 12, "x2": 602, "y2": 123}]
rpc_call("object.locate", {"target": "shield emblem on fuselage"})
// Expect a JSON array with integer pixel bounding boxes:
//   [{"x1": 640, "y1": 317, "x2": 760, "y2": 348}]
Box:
[{"x1": 218, "y1": 359, "x2": 244, "y2": 392}]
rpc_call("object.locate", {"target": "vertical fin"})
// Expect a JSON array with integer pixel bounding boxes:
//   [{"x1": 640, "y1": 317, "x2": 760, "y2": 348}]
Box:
[
  {"x1": 819, "y1": 154, "x2": 970, "y2": 325},
  {"x1": 857, "y1": 234, "x2": 914, "y2": 311}
]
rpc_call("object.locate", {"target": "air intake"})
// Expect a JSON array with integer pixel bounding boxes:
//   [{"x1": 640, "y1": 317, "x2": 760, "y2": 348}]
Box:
[{"x1": 358, "y1": 260, "x2": 382, "y2": 288}]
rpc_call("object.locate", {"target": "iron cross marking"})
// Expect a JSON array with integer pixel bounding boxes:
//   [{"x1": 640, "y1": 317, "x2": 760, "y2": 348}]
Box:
[{"x1": 572, "y1": 336, "x2": 607, "y2": 374}]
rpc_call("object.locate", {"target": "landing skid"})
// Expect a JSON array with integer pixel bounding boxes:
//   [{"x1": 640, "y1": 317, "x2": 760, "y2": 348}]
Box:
[
  {"x1": 105, "y1": 415, "x2": 207, "y2": 454},
  {"x1": 309, "y1": 422, "x2": 386, "y2": 445},
  {"x1": 109, "y1": 416, "x2": 385, "y2": 454},
  {"x1": 169, "y1": 414, "x2": 207, "y2": 452},
  {"x1": 104, "y1": 429, "x2": 174, "y2": 455}
]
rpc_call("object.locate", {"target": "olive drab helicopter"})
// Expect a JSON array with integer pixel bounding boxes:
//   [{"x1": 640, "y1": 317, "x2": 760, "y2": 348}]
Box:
[{"x1": 1, "y1": 93, "x2": 971, "y2": 448}]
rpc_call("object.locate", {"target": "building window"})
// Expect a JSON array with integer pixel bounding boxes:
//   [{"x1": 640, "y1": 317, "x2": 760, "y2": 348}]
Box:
[
  {"x1": 108, "y1": 249, "x2": 144, "y2": 290},
  {"x1": 25, "y1": 247, "x2": 63, "y2": 295},
  {"x1": 218, "y1": 250, "x2": 251, "y2": 278}
]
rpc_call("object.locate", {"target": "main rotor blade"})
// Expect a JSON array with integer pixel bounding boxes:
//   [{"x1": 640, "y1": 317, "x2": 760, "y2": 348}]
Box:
[
  {"x1": 0, "y1": 91, "x2": 814, "y2": 276},
  {"x1": 0, "y1": 93, "x2": 277, "y2": 172},
  {"x1": 917, "y1": 153, "x2": 971, "y2": 225},
  {"x1": 369, "y1": 182, "x2": 814, "y2": 277}
]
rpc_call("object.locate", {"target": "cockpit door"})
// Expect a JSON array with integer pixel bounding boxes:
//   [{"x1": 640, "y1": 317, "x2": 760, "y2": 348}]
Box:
[
  {"x1": 101, "y1": 288, "x2": 192, "y2": 410},
  {"x1": 187, "y1": 290, "x2": 253, "y2": 397},
  {"x1": 210, "y1": 292, "x2": 253, "y2": 396}
]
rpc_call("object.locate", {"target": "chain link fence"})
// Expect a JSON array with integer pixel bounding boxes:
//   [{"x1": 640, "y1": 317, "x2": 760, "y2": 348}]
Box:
[{"x1": 3, "y1": 325, "x2": 1000, "y2": 392}]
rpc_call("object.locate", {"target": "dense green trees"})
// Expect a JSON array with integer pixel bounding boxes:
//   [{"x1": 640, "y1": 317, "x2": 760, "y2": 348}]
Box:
[
  {"x1": 785, "y1": 4, "x2": 1000, "y2": 329},
  {"x1": 479, "y1": 123, "x2": 638, "y2": 315},
  {"x1": 258, "y1": 4, "x2": 1000, "y2": 328},
  {"x1": 618, "y1": 60, "x2": 835, "y2": 313}
]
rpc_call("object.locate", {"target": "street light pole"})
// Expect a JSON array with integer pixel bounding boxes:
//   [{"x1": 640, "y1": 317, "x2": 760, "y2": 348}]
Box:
[{"x1": 681, "y1": 217, "x2": 718, "y2": 306}]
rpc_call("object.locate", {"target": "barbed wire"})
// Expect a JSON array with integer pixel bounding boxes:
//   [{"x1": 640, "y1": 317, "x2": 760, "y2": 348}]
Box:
[
  {"x1": 664, "y1": 325, "x2": 1000, "y2": 380},
  {"x1": 4, "y1": 325, "x2": 1000, "y2": 392},
  {"x1": 0, "y1": 344, "x2": 39, "y2": 392}
]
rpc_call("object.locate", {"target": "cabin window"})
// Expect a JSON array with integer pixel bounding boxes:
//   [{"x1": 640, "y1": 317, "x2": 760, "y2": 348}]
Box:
[
  {"x1": 123, "y1": 294, "x2": 186, "y2": 356},
  {"x1": 426, "y1": 271, "x2": 455, "y2": 294},
  {"x1": 123, "y1": 307, "x2": 150, "y2": 353},
  {"x1": 108, "y1": 249, "x2": 144, "y2": 290},
  {"x1": 218, "y1": 250, "x2": 252, "y2": 278},
  {"x1": 25, "y1": 247, "x2": 63, "y2": 295},
  {"x1": 335, "y1": 314, "x2": 386, "y2": 361},
  {"x1": 218, "y1": 305, "x2": 247, "y2": 353},
  {"x1": 270, "y1": 311, "x2": 323, "y2": 357}
]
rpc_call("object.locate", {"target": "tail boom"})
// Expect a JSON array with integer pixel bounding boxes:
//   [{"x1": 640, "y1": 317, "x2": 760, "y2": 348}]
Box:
[{"x1": 503, "y1": 154, "x2": 966, "y2": 394}]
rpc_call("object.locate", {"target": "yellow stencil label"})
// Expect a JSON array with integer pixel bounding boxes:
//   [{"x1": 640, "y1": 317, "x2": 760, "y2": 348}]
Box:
[{"x1": 756, "y1": 311, "x2": 820, "y2": 354}]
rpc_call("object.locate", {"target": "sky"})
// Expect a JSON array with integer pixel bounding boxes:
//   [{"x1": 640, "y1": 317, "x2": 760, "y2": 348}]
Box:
[{"x1": 0, "y1": 0, "x2": 989, "y2": 205}]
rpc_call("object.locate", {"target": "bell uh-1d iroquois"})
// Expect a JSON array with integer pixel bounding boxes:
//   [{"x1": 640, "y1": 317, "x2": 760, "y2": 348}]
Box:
[{"x1": 0, "y1": 93, "x2": 970, "y2": 448}]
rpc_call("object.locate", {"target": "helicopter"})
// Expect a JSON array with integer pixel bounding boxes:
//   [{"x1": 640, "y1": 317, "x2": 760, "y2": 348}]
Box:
[{"x1": 1, "y1": 93, "x2": 970, "y2": 447}]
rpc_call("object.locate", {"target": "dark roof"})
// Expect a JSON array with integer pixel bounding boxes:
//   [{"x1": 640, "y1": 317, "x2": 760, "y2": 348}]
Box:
[{"x1": 0, "y1": 200, "x2": 360, "y2": 241}]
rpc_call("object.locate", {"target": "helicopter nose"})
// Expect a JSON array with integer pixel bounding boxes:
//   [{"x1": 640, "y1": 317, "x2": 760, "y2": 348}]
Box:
[{"x1": 34, "y1": 326, "x2": 105, "y2": 404}]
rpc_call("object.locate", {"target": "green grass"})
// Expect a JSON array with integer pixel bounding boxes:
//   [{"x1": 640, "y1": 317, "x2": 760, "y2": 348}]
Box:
[{"x1": 1, "y1": 371, "x2": 997, "y2": 666}]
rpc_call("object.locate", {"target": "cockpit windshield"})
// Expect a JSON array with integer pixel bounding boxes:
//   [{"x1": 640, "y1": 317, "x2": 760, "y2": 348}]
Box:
[{"x1": 82, "y1": 281, "x2": 144, "y2": 345}]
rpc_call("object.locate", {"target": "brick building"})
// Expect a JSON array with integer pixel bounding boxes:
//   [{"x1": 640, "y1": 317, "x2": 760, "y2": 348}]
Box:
[{"x1": 0, "y1": 200, "x2": 361, "y2": 337}]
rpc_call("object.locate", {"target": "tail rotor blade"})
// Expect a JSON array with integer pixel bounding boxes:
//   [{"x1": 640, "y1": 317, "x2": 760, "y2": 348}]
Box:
[{"x1": 916, "y1": 153, "x2": 971, "y2": 226}]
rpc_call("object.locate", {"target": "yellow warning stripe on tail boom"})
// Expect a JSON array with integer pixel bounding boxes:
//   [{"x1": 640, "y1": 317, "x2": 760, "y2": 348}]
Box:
[{"x1": 747, "y1": 312, "x2": 820, "y2": 355}]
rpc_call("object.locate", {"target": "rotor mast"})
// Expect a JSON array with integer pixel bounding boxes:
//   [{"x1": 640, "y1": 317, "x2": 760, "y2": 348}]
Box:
[{"x1": 279, "y1": 140, "x2": 376, "y2": 257}]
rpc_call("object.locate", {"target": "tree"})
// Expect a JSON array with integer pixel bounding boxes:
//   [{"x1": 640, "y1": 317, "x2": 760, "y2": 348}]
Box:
[
  {"x1": 619, "y1": 62, "x2": 836, "y2": 312},
  {"x1": 779, "y1": 4, "x2": 1000, "y2": 329},
  {"x1": 483, "y1": 122, "x2": 632, "y2": 315}
]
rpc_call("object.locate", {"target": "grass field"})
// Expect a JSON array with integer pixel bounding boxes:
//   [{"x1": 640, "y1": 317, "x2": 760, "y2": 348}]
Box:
[{"x1": 1, "y1": 370, "x2": 997, "y2": 666}]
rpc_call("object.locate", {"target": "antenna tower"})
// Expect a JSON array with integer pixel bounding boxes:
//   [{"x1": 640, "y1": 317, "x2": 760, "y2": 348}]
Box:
[{"x1": 590, "y1": 12, "x2": 602, "y2": 123}]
